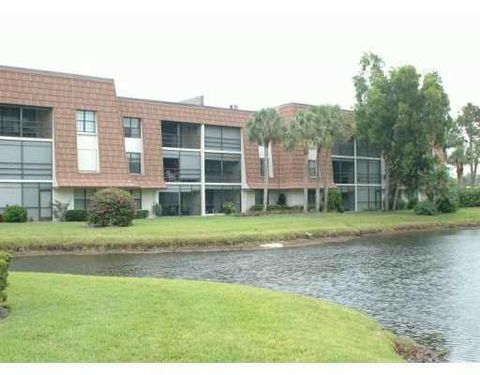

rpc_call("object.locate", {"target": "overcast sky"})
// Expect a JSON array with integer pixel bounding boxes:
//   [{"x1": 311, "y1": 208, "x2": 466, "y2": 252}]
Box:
[{"x1": 1, "y1": 0, "x2": 480, "y2": 114}]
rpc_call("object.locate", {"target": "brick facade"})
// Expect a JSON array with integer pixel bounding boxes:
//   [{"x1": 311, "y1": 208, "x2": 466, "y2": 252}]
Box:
[{"x1": 0, "y1": 65, "x2": 345, "y2": 191}]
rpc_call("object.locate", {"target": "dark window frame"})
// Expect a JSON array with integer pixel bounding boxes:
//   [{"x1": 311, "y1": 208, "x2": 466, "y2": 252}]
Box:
[
  {"x1": 76, "y1": 110, "x2": 97, "y2": 134},
  {"x1": 126, "y1": 152, "x2": 142, "y2": 174},
  {"x1": 123, "y1": 117, "x2": 142, "y2": 138}
]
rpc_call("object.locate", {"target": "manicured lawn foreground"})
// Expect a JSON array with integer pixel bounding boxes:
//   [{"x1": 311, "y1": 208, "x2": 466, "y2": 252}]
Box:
[
  {"x1": 0, "y1": 272, "x2": 402, "y2": 362},
  {"x1": 0, "y1": 208, "x2": 480, "y2": 253}
]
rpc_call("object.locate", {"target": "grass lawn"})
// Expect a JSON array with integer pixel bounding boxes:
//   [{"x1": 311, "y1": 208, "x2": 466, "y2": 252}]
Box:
[
  {"x1": 0, "y1": 208, "x2": 479, "y2": 253},
  {"x1": 0, "y1": 272, "x2": 401, "y2": 362}
]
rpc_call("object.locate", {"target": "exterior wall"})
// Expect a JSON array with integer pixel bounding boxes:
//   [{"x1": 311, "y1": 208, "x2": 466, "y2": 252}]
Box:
[{"x1": 0, "y1": 65, "x2": 385, "y2": 218}]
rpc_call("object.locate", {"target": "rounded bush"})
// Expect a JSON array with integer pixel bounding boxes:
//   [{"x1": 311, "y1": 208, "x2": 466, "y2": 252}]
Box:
[
  {"x1": 436, "y1": 192, "x2": 459, "y2": 213},
  {"x1": 414, "y1": 200, "x2": 437, "y2": 216},
  {"x1": 88, "y1": 188, "x2": 136, "y2": 227},
  {"x1": 222, "y1": 201, "x2": 238, "y2": 215},
  {"x1": 3, "y1": 205, "x2": 28, "y2": 223}
]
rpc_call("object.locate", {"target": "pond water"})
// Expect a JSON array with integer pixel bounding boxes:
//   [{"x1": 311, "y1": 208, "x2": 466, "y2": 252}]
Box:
[{"x1": 11, "y1": 229, "x2": 480, "y2": 362}]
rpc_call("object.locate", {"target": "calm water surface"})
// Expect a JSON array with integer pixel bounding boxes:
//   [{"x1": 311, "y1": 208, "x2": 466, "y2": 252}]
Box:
[{"x1": 12, "y1": 229, "x2": 480, "y2": 362}]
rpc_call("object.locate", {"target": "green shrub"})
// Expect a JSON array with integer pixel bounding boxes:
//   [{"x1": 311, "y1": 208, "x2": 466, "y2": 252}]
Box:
[
  {"x1": 436, "y1": 191, "x2": 459, "y2": 213},
  {"x1": 135, "y1": 210, "x2": 150, "y2": 219},
  {"x1": 222, "y1": 201, "x2": 237, "y2": 215},
  {"x1": 407, "y1": 196, "x2": 418, "y2": 210},
  {"x1": 414, "y1": 200, "x2": 437, "y2": 216},
  {"x1": 65, "y1": 209, "x2": 88, "y2": 222},
  {"x1": 458, "y1": 188, "x2": 480, "y2": 207},
  {"x1": 0, "y1": 214, "x2": 3, "y2": 223},
  {"x1": 88, "y1": 188, "x2": 137, "y2": 227},
  {"x1": 327, "y1": 189, "x2": 343, "y2": 212},
  {"x1": 0, "y1": 252, "x2": 12, "y2": 308},
  {"x1": 3, "y1": 205, "x2": 28, "y2": 223}
]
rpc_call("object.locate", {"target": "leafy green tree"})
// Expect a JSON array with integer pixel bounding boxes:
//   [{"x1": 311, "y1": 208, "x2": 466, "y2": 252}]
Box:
[
  {"x1": 456, "y1": 103, "x2": 480, "y2": 185},
  {"x1": 354, "y1": 53, "x2": 451, "y2": 210},
  {"x1": 246, "y1": 108, "x2": 284, "y2": 211}
]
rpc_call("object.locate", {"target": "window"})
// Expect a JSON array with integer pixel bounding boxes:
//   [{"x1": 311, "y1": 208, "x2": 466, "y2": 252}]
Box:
[
  {"x1": 163, "y1": 149, "x2": 201, "y2": 182},
  {"x1": 159, "y1": 185, "x2": 201, "y2": 216},
  {"x1": 357, "y1": 139, "x2": 380, "y2": 158},
  {"x1": 0, "y1": 182, "x2": 52, "y2": 221},
  {"x1": 127, "y1": 152, "x2": 142, "y2": 174},
  {"x1": 76, "y1": 110, "x2": 96, "y2": 133},
  {"x1": 205, "y1": 125, "x2": 241, "y2": 151},
  {"x1": 259, "y1": 158, "x2": 265, "y2": 177},
  {"x1": 308, "y1": 160, "x2": 317, "y2": 178},
  {"x1": 0, "y1": 106, "x2": 52, "y2": 138},
  {"x1": 357, "y1": 186, "x2": 382, "y2": 211},
  {"x1": 0, "y1": 139, "x2": 52, "y2": 180},
  {"x1": 123, "y1": 117, "x2": 141, "y2": 138},
  {"x1": 255, "y1": 189, "x2": 264, "y2": 206},
  {"x1": 74, "y1": 189, "x2": 96, "y2": 210},
  {"x1": 161, "y1": 121, "x2": 200, "y2": 149},
  {"x1": 205, "y1": 186, "x2": 241, "y2": 214},
  {"x1": 128, "y1": 189, "x2": 142, "y2": 209},
  {"x1": 356, "y1": 159, "x2": 381, "y2": 184},
  {"x1": 205, "y1": 153, "x2": 241, "y2": 183},
  {"x1": 332, "y1": 139, "x2": 354, "y2": 156},
  {"x1": 332, "y1": 158, "x2": 354, "y2": 184}
]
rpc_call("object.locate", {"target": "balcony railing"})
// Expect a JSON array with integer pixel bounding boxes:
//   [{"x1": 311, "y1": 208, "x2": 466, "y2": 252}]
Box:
[
  {"x1": 0, "y1": 120, "x2": 52, "y2": 139},
  {"x1": 162, "y1": 133, "x2": 201, "y2": 149},
  {"x1": 163, "y1": 167, "x2": 201, "y2": 183}
]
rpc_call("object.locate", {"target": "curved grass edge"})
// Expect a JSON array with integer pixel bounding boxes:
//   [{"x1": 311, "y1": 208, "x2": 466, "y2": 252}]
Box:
[
  {"x1": 0, "y1": 272, "x2": 403, "y2": 362},
  {"x1": 4, "y1": 217, "x2": 480, "y2": 256}
]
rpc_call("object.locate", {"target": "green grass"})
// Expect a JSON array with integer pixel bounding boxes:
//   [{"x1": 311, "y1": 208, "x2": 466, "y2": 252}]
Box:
[
  {"x1": 1, "y1": 208, "x2": 480, "y2": 253},
  {"x1": 0, "y1": 272, "x2": 402, "y2": 362}
]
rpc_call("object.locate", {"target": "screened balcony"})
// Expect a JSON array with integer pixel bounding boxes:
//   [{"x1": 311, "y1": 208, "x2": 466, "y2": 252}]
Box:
[
  {"x1": 161, "y1": 121, "x2": 201, "y2": 149},
  {"x1": 0, "y1": 105, "x2": 52, "y2": 139},
  {"x1": 163, "y1": 149, "x2": 201, "y2": 183}
]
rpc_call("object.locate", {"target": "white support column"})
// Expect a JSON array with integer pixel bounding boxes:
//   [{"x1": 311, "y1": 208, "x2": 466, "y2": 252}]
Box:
[
  {"x1": 200, "y1": 124, "x2": 206, "y2": 216},
  {"x1": 354, "y1": 138, "x2": 358, "y2": 212}
]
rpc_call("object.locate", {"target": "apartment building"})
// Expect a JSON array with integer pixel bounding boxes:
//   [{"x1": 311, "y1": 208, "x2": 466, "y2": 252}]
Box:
[{"x1": 0, "y1": 66, "x2": 383, "y2": 220}]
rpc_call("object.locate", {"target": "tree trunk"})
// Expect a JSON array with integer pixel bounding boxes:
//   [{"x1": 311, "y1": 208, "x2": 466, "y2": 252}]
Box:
[
  {"x1": 457, "y1": 163, "x2": 464, "y2": 185},
  {"x1": 315, "y1": 148, "x2": 321, "y2": 213},
  {"x1": 473, "y1": 162, "x2": 478, "y2": 186},
  {"x1": 384, "y1": 163, "x2": 390, "y2": 211},
  {"x1": 392, "y1": 184, "x2": 399, "y2": 211},
  {"x1": 303, "y1": 152, "x2": 309, "y2": 213},
  {"x1": 322, "y1": 147, "x2": 329, "y2": 213},
  {"x1": 303, "y1": 188, "x2": 308, "y2": 213},
  {"x1": 262, "y1": 141, "x2": 269, "y2": 212}
]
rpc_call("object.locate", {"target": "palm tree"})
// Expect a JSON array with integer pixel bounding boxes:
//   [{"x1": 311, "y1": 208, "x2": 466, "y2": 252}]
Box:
[
  {"x1": 246, "y1": 108, "x2": 284, "y2": 211},
  {"x1": 284, "y1": 111, "x2": 318, "y2": 212},
  {"x1": 310, "y1": 105, "x2": 352, "y2": 212},
  {"x1": 447, "y1": 145, "x2": 467, "y2": 185},
  {"x1": 285, "y1": 105, "x2": 352, "y2": 213}
]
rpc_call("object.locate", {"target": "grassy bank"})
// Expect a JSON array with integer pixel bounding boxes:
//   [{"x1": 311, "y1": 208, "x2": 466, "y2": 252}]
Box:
[
  {"x1": 0, "y1": 272, "x2": 401, "y2": 362},
  {"x1": 0, "y1": 208, "x2": 479, "y2": 254}
]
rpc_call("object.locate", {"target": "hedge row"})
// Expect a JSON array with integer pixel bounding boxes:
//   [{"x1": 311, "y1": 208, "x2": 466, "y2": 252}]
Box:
[
  {"x1": 0, "y1": 252, "x2": 12, "y2": 308},
  {"x1": 459, "y1": 188, "x2": 480, "y2": 207}
]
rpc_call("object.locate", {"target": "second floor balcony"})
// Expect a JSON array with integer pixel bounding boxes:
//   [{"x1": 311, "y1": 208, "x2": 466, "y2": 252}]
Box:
[{"x1": 0, "y1": 106, "x2": 52, "y2": 139}]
